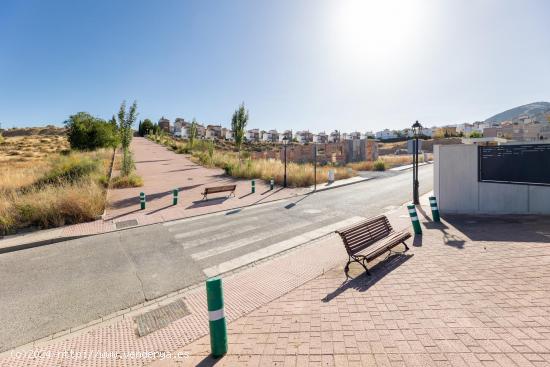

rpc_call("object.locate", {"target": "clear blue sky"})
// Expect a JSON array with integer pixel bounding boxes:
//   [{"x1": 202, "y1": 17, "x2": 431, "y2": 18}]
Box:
[{"x1": 1, "y1": 0, "x2": 549, "y2": 132}]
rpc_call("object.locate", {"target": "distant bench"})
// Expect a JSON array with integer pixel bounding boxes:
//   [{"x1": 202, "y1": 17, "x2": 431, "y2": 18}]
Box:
[
  {"x1": 336, "y1": 215, "x2": 411, "y2": 275},
  {"x1": 202, "y1": 185, "x2": 236, "y2": 200}
]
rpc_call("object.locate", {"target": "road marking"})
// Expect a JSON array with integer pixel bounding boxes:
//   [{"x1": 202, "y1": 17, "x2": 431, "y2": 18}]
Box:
[
  {"x1": 172, "y1": 217, "x2": 260, "y2": 238},
  {"x1": 163, "y1": 198, "x2": 288, "y2": 227},
  {"x1": 202, "y1": 216, "x2": 365, "y2": 277},
  {"x1": 190, "y1": 217, "x2": 330, "y2": 260},
  {"x1": 181, "y1": 224, "x2": 260, "y2": 249}
]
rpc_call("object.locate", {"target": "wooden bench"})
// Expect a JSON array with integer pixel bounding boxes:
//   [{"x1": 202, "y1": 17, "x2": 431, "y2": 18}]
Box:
[
  {"x1": 336, "y1": 215, "x2": 411, "y2": 275},
  {"x1": 201, "y1": 185, "x2": 236, "y2": 200}
]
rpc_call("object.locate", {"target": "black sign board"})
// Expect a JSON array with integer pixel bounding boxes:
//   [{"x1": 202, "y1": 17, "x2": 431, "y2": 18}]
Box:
[{"x1": 478, "y1": 144, "x2": 550, "y2": 186}]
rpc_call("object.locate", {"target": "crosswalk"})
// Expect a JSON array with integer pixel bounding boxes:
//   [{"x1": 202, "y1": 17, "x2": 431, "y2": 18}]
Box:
[{"x1": 162, "y1": 199, "x2": 365, "y2": 277}]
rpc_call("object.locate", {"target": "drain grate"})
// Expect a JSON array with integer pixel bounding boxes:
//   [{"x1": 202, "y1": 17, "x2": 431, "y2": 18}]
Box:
[
  {"x1": 115, "y1": 219, "x2": 139, "y2": 229},
  {"x1": 134, "y1": 299, "x2": 190, "y2": 337}
]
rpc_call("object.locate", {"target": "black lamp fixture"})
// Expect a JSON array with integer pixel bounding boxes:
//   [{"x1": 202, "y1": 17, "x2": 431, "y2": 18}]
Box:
[
  {"x1": 282, "y1": 136, "x2": 289, "y2": 188},
  {"x1": 411, "y1": 120, "x2": 423, "y2": 205}
]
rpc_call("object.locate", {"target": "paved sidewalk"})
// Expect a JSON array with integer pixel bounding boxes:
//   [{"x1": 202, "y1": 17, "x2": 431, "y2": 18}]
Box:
[
  {"x1": 0, "y1": 138, "x2": 367, "y2": 253},
  {"x1": 152, "y1": 206, "x2": 550, "y2": 366}
]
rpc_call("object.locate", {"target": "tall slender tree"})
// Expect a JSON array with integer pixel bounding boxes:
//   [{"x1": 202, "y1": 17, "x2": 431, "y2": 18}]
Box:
[
  {"x1": 231, "y1": 102, "x2": 249, "y2": 152},
  {"x1": 189, "y1": 118, "x2": 198, "y2": 148}
]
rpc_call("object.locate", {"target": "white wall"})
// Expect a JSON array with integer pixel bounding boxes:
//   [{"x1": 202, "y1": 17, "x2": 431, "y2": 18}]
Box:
[{"x1": 434, "y1": 144, "x2": 550, "y2": 214}]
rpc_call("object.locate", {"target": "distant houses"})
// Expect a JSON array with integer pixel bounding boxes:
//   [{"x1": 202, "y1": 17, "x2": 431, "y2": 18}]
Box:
[{"x1": 154, "y1": 111, "x2": 550, "y2": 146}]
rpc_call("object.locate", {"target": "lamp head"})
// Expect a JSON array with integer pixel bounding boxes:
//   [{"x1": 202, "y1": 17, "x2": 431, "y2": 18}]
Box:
[{"x1": 412, "y1": 120, "x2": 423, "y2": 137}]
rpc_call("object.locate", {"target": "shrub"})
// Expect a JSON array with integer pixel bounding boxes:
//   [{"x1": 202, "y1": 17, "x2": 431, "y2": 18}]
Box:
[
  {"x1": 1, "y1": 179, "x2": 105, "y2": 234},
  {"x1": 35, "y1": 154, "x2": 101, "y2": 186},
  {"x1": 65, "y1": 112, "x2": 119, "y2": 150},
  {"x1": 373, "y1": 160, "x2": 386, "y2": 171},
  {"x1": 111, "y1": 173, "x2": 143, "y2": 188}
]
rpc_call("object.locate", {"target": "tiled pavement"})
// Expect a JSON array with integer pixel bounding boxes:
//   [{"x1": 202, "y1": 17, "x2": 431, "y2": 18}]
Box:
[
  {"x1": 153, "y1": 211, "x2": 550, "y2": 366},
  {"x1": 2, "y1": 200, "x2": 550, "y2": 367}
]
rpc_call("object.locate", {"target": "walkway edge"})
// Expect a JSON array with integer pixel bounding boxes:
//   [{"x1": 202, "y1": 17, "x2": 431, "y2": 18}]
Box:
[{"x1": 0, "y1": 175, "x2": 376, "y2": 254}]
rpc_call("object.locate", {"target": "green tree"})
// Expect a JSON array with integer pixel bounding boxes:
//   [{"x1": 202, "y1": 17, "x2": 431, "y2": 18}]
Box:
[
  {"x1": 469, "y1": 131, "x2": 483, "y2": 138},
  {"x1": 189, "y1": 118, "x2": 198, "y2": 148},
  {"x1": 138, "y1": 119, "x2": 154, "y2": 136},
  {"x1": 65, "y1": 112, "x2": 118, "y2": 150},
  {"x1": 117, "y1": 100, "x2": 138, "y2": 176},
  {"x1": 231, "y1": 102, "x2": 249, "y2": 151}
]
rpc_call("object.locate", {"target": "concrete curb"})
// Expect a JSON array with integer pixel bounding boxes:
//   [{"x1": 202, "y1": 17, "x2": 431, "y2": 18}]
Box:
[{"x1": 0, "y1": 175, "x2": 376, "y2": 255}]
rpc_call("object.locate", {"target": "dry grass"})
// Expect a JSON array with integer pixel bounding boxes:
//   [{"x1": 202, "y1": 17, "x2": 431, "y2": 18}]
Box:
[
  {"x1": 0, "y1": 135, "x2": 111, "y2": 234},
  {"x1": 111, "y1": 174, "x2": 143, "y2": 188},
  {"x1": 0, "y1": 135, "x2": 69, "y2": 166},
  {"x1": 347, "y1": 154, "x2": 433, "y2": 171},
  {"x1": 193, "y1": 150, "x2": 354, "y2": 187}
]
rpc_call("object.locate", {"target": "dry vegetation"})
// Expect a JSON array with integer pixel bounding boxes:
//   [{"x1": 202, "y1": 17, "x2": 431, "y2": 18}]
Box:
[
  {"x1": 149, "y1": 135, "x2": 355, "y2": 187},
  {"x1": 0, "y1": 134, "x2": 112, "y2": 234},
  {"x1": 347, "y1": 154, "x2": 433, "y2": 171}
]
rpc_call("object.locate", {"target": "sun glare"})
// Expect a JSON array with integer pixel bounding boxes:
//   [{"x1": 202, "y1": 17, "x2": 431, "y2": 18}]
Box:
[{"x1": 327, "y1": 0, "x2": 428, "y2": 75}]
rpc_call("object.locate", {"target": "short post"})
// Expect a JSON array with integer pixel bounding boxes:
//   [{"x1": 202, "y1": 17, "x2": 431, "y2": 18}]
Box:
[
  {"x1": 173, "y1": 189, "x2": 179, "y2": 206},
  {"x1": 270, "y1": 179, "x2": 274, "y2": 190},
  {"x1": 251, "y1": 179, "x2": 255, "y2": 194},
  {"x1": 407, "y1": 204, "x2": 422, "y2": 235},
  {"x1": 206, "y1": 277, "x2": 228, "y2": 357},
  {"x1": 429, "y1": 196, "x2": 440, "y2": 222},
  {"x1": 140, "y1": 192, "x2": 146, "y2": 210}
]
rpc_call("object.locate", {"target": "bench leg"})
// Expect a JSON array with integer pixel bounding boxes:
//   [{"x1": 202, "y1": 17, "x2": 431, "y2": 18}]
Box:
[
  {"x1": 402, "y1": 241, "x2": 410, "y2": 251},
  {"x1": 359, "y1": 258, "x2": 371, "y2": 276},
  {"x1": 344, "y1": 256, "x2": 351, "y2": 275},
  {"x1": 347, "y1": 255, "x2": 370, "y2": 276}
]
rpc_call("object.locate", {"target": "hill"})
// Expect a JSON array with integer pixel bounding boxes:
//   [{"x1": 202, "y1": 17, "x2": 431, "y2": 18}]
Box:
[
  {"x1": 485, "y1": 102, "x2": 550, "y2": 124},
  {"x1": 0, "y1": 126, "x2": 66, "y2": 137}
]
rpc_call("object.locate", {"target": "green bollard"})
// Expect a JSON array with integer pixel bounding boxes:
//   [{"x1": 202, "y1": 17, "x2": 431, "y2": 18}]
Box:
[
  {"x1": 140, "y1": 192, "x2": 146, "y2": 210},
  {"x1": 173, "y1": 189, "x2": 179, "y2": 206},
  {"x1": 270, "y1": 179, "x2": 274, "y2": 190},
  {"x1": 251, "y1": 179, "x2": 255, "y2": 194},
  {"x1": 206, "y1": 277, "x2": 228, "y2": 357},
  {"x1": 429, "y1": 196, "x2": 440, "y2": 223},
  {"x1": 407, "y1": 204, "x2": 422, "y2": 235}
]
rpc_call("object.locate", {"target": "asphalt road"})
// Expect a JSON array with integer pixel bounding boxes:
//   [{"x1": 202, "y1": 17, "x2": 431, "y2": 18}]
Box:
[{"x1": 0, "y1": 165, "x2": 433, "y2": 352}]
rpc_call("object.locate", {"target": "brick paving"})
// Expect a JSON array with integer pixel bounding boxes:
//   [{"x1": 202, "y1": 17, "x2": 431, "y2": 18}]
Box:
[
  {"x1": 152, "y1": 210, "x2": 550, "y2": 367},
  {"x1": 104, "y1": 137, "x2": 307, "y2": 224},
  {"x1": 2, "y1": 199, "x2": 550, "y2": 367}
]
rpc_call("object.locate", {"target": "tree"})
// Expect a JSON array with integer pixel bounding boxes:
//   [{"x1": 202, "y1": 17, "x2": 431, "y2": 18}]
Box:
[
  {"x1": 188, "y1": 119, "x2": 198, "y2": 148},
  {"x1": 138, "y1": 119, "x2": 154, "y2": 136},
  {"x1": 469, "y1": 131, "x2": 483, "y2": 138},
  {"x1": 231, "y1": 102, "x2": 249, "y2": 151},
  {"x1": 118, "y1": 100, "x2": 137, "y2": 150},
  {"x1": 65, "y1": 112, "x2": 118, "y2": 150},
  {"x1": 117, "y1": 100, "x2": 139, "y2": 176}
]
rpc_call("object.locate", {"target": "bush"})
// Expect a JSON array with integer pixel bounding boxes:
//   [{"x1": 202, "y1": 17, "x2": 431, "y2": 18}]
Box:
[
  {"x1": 1, "y1": 178, "x2": 105, "y2": 233},
  {"x1": 65, "y1": 112, "x2": 119, "y2": 150},
  {"x1": 35, "y1": 154, "x2": 101, "y2": 186},
  {"x1": 373, "y1": 160, "x2": 386, "y2": 171},
  {"x1": 111, "y1": 173, "x2": 143, "y2": 188}
]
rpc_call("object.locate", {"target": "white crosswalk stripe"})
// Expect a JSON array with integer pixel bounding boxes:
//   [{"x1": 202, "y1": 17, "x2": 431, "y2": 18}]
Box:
[
  {"x1": 190, "y1": 216, "x2": 330, "y2": 260},
  {"x1": 173, "y1": 217, "x2": 259, "y2": 239},
  {"x1": 202, "y1": 216, "x2": 365, "y2": 277}
]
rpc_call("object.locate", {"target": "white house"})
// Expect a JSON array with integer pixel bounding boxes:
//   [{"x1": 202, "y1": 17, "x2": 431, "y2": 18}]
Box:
[
  {"x1": 313, "y1": 132, "x2": 328, "y2": 144},
  {"x1": 375, "y1": 129, "x2": 397, "y2": 140},
  {"x1": 246, "y1": 129, "x2": 260, "y2": 142}
]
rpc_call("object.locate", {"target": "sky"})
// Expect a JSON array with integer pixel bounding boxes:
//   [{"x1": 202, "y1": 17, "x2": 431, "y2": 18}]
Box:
[{"x1": 1, "y1": 0, "x2": 549, "y2": 132}]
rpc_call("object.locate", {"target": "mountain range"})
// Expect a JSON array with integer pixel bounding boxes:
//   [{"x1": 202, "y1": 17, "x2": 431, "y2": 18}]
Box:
[{"x1": 484, "y1": 101, "x2": 550, "y2": 124}]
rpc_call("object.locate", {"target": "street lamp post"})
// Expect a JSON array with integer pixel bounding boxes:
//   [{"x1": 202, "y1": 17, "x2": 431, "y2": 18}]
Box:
[
  {"x1": 313, "y1": 143, "x2": 317, "y2": 191},
  {"x1": 282, "y1": 136, "x2": 289, "y2": 188},
  {"x1": 411, "y1": 120, "x2": 423, "y2": 205}
]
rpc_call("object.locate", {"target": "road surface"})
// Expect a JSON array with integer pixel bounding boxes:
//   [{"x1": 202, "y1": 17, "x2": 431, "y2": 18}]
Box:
[{"x1": 0, "y1": 165, "x2": 433, "y2": 352}]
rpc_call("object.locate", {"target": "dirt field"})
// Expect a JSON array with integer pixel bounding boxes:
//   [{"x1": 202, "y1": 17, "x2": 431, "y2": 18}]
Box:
[{"x1": 0, "y1": 134, "x2": 69, "y2": 167}]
